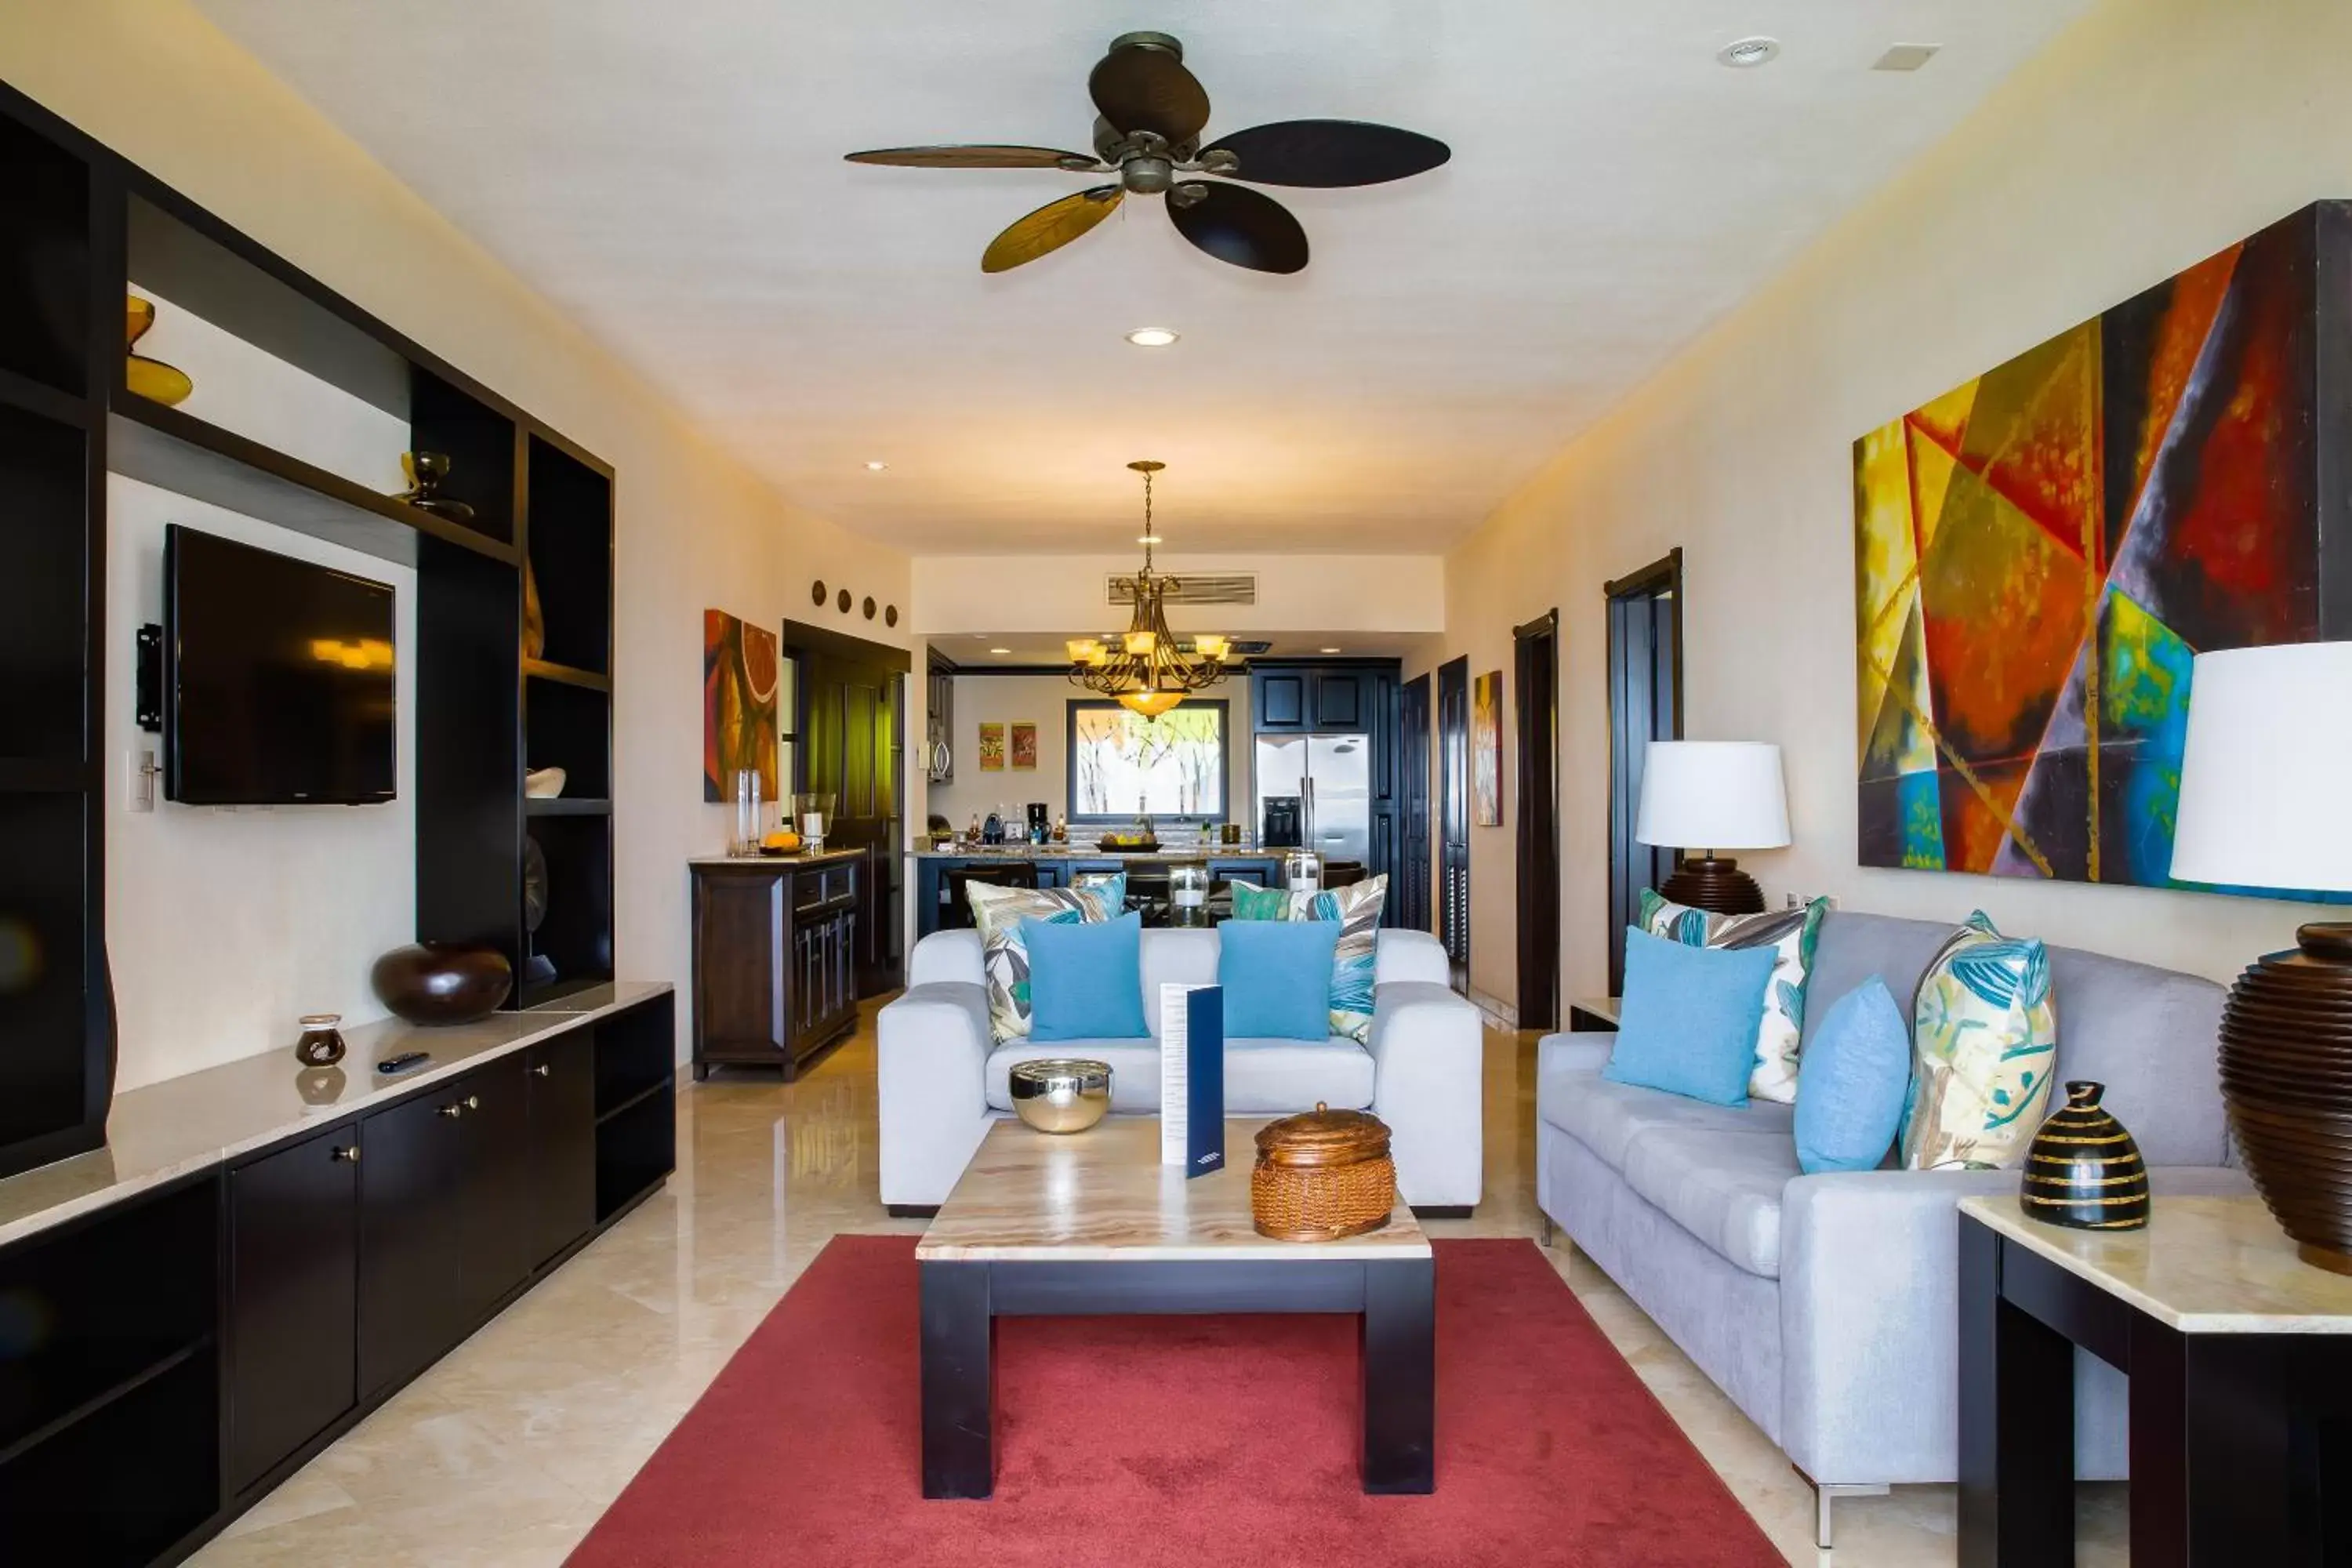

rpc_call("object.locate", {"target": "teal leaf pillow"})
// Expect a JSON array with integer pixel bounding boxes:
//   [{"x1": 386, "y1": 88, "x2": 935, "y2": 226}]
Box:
[
  {"x1": 1638, "y1": 890, "x2": 1826, "y2": 1105},
  {"x1": 1900, "y1": 911, "x2": 2057, "y2": 1170},
  {"x1": 1229, "y1": 881, "x2": 1296, "y2": 922},
  {"x1": 1307, "y1": 875, "x2": 1388, "y2": 1043},
  {"x1": 965, "y1": 882, "x2": 1113, "y2": 1044}
]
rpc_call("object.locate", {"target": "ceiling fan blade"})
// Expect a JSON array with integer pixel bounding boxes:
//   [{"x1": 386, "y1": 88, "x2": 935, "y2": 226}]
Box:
[
  {"x1": 846, "y1": 144, "x2": 1104, "y2": 171},
  {"x1": 982, "y1": 185, "x2": 1123, "y2": 273},
  {"x1": 1087, "y1": 43, "x2": 1210, "y2": 144},
  {"x1": 1200, "y1": 120, "x2": 1451, "y2": 187},
  {"x1": 1167, "y1": 183, "x2": 1308, "y2": 275}
]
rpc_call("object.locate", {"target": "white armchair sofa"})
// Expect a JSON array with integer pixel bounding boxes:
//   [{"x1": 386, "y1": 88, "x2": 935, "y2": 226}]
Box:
[{"x1": 879, "y1": 924, "x2": 1483, "y2": 1214}]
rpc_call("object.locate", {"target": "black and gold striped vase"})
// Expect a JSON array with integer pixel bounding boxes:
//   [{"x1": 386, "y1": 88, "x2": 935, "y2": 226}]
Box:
[{"x1": 2020, "y1": 1081, "x2": 2150, "y2": 1230}]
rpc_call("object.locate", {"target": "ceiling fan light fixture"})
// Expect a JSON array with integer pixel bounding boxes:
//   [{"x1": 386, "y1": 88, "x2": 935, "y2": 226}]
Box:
[
  {"x1": 1717, "y1": 36, "x2": 1781, "y2": 67},
  {"x1": 1125, "y1": 326, "x2": 1180, "y2": 347}
]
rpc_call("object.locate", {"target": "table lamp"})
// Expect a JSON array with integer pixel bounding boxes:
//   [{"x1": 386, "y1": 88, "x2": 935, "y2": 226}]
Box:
[
  {"x1": 2170, "y1": 641, "x2": 2352, "y2": 1273},
  {"x1": 1635, "y1": 741, "x2": 1790, "y2": 915}
]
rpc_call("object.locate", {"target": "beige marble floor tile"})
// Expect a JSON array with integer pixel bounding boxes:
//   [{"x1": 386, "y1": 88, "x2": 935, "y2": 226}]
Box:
[{"x1": 187, "y1": 1007, "x2": 2125, "y2": 1568}]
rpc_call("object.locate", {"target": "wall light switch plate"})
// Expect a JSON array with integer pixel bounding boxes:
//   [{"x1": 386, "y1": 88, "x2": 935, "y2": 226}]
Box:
[{"x1": 128, "y1": 748, "x2": 158, "y2": 812}]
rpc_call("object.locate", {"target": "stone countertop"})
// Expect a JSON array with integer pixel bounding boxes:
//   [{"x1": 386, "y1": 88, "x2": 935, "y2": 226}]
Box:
[
  {"x1": 1961, "y1": 1194, "x2": 2352, "y2": 1334},
  {"x1": 687, "y1": 848, "x2": 866, "y2": 869},
  {"x1": 0, "y1": 981, "x2": 673, "y2": 1251},
  {"x1": 909, "y1": 845, "x2": 1283, "y2": 862}
]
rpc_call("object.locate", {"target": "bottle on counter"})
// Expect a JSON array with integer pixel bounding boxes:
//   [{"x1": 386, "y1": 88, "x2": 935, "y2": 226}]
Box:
[
  {"x1": 966, "y1": 811, "x2": 981, "y2": 844},
  {"x1": 1052, "y1": 813, "x2": 1067, "y2": 844}
]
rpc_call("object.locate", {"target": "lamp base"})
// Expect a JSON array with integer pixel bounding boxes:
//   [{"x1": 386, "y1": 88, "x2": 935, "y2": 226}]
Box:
[
  {"x1": 1657, "y1": 856, "x2": 1766, "y2": 916},
  {"x1": 2220, "y1": 923, "x2": 2352, "y2": 1272}
]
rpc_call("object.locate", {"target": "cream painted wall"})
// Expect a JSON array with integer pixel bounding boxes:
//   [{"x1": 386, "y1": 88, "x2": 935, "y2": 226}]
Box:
[
  {"x1": 3, "y1": 0, "x2": 909, "y2": 1068},
  {"x1": 915, "y1": 554, "x2": 1444, "y2": 638},
  {"x1": 928, "y1": 673, "x2": 1254, "y2": 830},
  {"x1": 1421, "y1": 0, "x2": 2352, "y2": 1008}
]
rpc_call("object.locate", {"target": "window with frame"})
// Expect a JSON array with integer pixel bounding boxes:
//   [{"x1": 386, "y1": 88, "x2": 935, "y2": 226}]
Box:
[{"x1": 1066, "y1": 699, "x2": 1229, "y2": 823}]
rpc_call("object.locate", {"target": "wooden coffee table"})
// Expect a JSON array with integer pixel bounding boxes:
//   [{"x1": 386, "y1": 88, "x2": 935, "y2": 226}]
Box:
[{"x1": 916, "y1": 1116, "x2": 1436, "y2": 1499}]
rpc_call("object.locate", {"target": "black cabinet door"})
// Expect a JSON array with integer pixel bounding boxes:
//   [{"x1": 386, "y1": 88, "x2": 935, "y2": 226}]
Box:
[
  {"x1": 226, "y1": 1125, "x2": 358, "y2": 1495},
  {"x1": 1314, "y1": 672, "x2": 1365, "y2": 730},
  {"x1": 526, "y1": 1031, "x2": 597, "y2": 1271},
  {"x1": 358, "y1": 1086, "x2": 468, "y2": 1397},
  {"x1": 455, "y1": 1052, "x2": 532, "y2": 1327},
  {"x1": 1255, "y1": 668, "x2": 1307, "y2": 731}
]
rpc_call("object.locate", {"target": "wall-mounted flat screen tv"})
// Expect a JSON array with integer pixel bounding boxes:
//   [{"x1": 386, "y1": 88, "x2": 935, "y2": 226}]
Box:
[{"x1": 165, "y1": 524, "x2": 397, "y2": 804}]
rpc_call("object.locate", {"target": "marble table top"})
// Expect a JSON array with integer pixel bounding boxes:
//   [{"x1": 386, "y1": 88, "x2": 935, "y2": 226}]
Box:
[
  {"x1": 1962, "y1": 1194, "x2": 2352, "y2": 1334},
  {"x1": 916, "y1": 1116, "x2": 1429, "y2": 1264},
  {"x1": 0, "y1": 981, "x2": 673, "y2": 1250}
]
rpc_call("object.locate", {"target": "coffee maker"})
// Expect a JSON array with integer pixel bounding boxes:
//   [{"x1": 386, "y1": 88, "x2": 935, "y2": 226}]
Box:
[{"x1": 1025, "y1": 803, "x2": 1051, "y2": 844}]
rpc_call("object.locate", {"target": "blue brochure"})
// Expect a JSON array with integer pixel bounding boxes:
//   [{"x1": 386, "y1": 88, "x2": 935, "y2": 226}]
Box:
[{"x1": 1158, "y1": 983, "x2": 1225, "y2": 1178}]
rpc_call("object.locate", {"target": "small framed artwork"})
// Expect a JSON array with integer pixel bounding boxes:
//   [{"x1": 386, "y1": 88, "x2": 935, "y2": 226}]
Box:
[
  {"x1": 1472, "y1": 670, "x2": 1503, "y2": 826},
  {"x1": 978, "y1": 722, "x2": 1006, "y2": 771},
  {"x1": 1011, "y1": 722, "x2": 1038, "y2": 771}
]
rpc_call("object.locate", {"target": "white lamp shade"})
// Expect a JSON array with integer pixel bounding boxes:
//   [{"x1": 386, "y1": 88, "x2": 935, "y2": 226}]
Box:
[
  {"x1": 1634, "y1": 741, "x2": 1791, "y2": 851},
  {"x1": 2170, "y1": 642, "x2": 2352, "y2": 893}
]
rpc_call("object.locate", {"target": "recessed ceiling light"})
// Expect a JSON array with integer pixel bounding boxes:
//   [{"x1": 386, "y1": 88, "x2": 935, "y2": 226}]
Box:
[
  {"x1": 989, "y1": 647, "x2": 1011, "y2": 655},
  {"x1": 1125, "y1": 327, "x2": 1180, "y2": 348},
  {"x1": 1319, "y1": 646, "x2": 1343, "y2": 654},
  {"x1": 863, "y1": 459, "x2": 887, "y2": 470},
  {"x1": 1717, "y1": 36, "x2": 1780, "y2": 68},
  {"x1": 1872, "y1": 43, "x2": 1940, "y2": 72}
]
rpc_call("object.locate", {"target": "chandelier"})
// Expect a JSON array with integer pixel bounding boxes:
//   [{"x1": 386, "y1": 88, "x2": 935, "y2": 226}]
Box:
[{"x1": 1066, "y1": 460, "x2": 1229, "y2": 717}]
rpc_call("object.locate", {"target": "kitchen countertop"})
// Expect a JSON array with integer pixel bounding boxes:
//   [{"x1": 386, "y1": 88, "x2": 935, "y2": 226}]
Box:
[
  {"x1": 0, "y1": 980, "x2": 673, "y2": 1250},
  {"x1": 910, "y1": 845, "x2": 1283, "y2": 861},
  {"x1": 688, "y1": 848, "x2": 866, "y2": 869}
]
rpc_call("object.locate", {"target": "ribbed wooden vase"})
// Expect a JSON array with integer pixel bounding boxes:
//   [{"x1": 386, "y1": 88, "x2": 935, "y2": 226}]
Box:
[
  {"x1": 2217, "y1": 923, "x2": 2352, "y2": 1274},
  {"x1": 1657, "y1": 855, "x2": 1766, "y2": 916},
  {"x1": 2020, "y1": 1080, "x2": 2149, "y2": 1231}
]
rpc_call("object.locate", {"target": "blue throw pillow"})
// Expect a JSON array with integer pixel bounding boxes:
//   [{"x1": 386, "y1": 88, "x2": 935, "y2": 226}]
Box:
[
  {"x1": 1603, "y1": 926, "x2": 1777, "y2": 1107},
  {"x1": 1217, "y1": 919, "x2": 1342, "y2": 1040},
  {"x1": 1794, "y1": 977, "x2": 1912, "y2": 1174},
  {"x1": 1022, "y1": 911, "x2": 1148, "y2": 1041}
]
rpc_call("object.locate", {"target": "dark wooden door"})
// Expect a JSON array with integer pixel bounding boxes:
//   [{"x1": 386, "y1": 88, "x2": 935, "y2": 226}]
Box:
[
  {"x1": 798, "y1": 644, "x2": 906, "y2": 996},
  {"x1": 1606, "y1": 553, "x2": 1684, "y2": 993},
  {"x1": 1436, "y1": 658, "x2": 1471, "y2": 973},
  {"x1": 226, "y1": 1125, "x2": 358, "y2": 1494},
  {"x1": 1367, "y1": 666, "x2": 1399, "y2": 921},
  {"x1": 1514, "y1": 612, "x2": 1562, "y2": 1031},
  {"x1": 358, "y1": 1087, "x2": 468, "y2": 1396},
  {"x1": 525, "y1": 1030, "x2": 596, "y2": 1271},
  {"x1": 455, "y1": 1053, "x2": 532, "y2": 1326},
  {"x1": 1398, "y1": 674, "x2": 1433, "y2": 932}
]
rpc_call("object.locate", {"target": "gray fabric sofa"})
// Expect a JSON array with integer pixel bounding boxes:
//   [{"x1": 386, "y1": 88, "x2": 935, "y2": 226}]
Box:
[{"x1": 1536, "y1": 909, "x2": 2252, "y2": 1546}]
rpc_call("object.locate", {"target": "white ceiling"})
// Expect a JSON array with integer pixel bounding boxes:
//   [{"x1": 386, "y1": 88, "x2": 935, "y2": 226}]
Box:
[{"x1": 194, "y1": 0, "x2": 2086, "y2": 556}]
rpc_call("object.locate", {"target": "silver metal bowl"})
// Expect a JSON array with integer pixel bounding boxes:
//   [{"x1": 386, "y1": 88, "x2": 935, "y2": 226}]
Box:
[{"x1": 1007, "y1": 1058, "x2": 1112, "y2": 1134}]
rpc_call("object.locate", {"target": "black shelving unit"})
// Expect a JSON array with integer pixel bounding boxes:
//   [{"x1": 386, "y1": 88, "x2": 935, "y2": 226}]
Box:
[{"x1": 0, "y1": 73, "x2": 623, "y2": 1168}]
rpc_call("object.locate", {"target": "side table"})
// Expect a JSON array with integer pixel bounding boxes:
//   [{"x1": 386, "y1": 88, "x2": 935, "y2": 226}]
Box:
[{"x1": 1958, "y1": 1194, "x2": 2352, "y2": 1566}]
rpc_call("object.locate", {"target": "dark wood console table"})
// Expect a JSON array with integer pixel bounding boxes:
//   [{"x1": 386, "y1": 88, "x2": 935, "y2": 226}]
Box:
[
  {"x1": 1958, "y1": 1195, "x2": 2352, "y2": 1567},
  {"x1": 690, "y1": 852, "x2": 864, "y2": 1080}
]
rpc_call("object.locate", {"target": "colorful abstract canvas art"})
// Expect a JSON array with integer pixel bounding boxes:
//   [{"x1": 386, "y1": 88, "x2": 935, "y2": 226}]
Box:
[
  {"x1": 977, "y1": 723, "x2": 1005, "y2": 772},
  {"x1": 1472, "y1": 670, "x2": 1503, "y2": 826},
  {"x1": 1011, "y1": 722, "x2": 1038, "y2": 771},
  {"x1": 1853, "y1": 202, "x2": 2350, "y2": 899},
  {"x1": 702, "y1": 609, "x2": 779, "y2": 802}
]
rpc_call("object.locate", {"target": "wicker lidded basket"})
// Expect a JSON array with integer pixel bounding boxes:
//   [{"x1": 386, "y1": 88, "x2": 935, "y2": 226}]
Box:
[{"x1": 1250, "y1": 1103, "x2": 1397, "y2": 1241}]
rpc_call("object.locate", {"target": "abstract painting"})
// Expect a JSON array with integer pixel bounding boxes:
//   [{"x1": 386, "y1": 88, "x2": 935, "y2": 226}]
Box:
[
  {"x1": 1472, "y1": 670, "x2": 1503, "y2": 826},
  {"x1": 1011, "y1": 722, "x2": 1038, "y2": 771},
  {"x1": 1853, "y1": 201, "x2": 2349, "y2": 899},
  {"x1": 977, "y1": 722, "x2": 1005, "y2": 771},
  {"x1": 702, "y1": 609, "x2": 779, "y2": 802}
]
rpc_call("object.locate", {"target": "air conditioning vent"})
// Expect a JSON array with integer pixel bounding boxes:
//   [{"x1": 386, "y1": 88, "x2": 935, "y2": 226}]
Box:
[{"x1": 1108, "y1": 572, "x2": 1258, "y2": 607}]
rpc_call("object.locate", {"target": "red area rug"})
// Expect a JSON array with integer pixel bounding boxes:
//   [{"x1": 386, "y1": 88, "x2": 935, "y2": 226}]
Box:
[{"x1": 568, "y1": 1236, "x2": 1782, "y2": 1567}]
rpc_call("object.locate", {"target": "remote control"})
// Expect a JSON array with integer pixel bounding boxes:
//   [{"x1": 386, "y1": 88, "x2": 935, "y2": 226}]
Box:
[{"x1": 376, "y1": 1051, "x2": 431, "y2": 1075}]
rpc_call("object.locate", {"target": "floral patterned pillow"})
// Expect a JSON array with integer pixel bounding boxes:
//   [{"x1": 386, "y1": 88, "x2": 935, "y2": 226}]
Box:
[
  {"x1": 1638, "y1": 890, "x2": 1828, "y2": 1105},
  {"x1": 1900, "y1": 911, "x2": 2057, "y2": 1170},
  {"x1": 965, "y1": 882, "x2": 1114, "y2": 1044}
]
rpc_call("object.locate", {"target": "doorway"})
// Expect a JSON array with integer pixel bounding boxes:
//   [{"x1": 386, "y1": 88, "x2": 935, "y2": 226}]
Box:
[
  {"x1": 1436, "y1": 657, "x2": 1471, "y2": 978},
  {"x1": 1604, "y1": 552, "x2": 1683, "y2": 994},
  {"x1": 1513, "y1": 611, "x2": 1560, "y2": 1031},
  {"x1": 785, "y1": 620, "x2": 909, "y2": 997},
  {"x1": 1397, "y1": 673, "x2": 1433, "y2": 931}
]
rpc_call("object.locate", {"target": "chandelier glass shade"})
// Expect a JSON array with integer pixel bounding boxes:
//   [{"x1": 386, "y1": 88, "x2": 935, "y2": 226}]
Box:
[{"x1": 1067, "y1": 461, "x2": 1229, "y2": 716}]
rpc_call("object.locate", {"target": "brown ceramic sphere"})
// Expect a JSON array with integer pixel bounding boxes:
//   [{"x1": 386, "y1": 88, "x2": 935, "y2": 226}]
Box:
[{"x1": 370, "y1": 943, "x2": 514, "y2": 1025}]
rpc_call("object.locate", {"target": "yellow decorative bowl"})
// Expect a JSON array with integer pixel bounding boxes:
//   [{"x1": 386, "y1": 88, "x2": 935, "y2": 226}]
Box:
[{"x1": 1007, "y1": 1058, "x2": 1112, "y2": 1134}]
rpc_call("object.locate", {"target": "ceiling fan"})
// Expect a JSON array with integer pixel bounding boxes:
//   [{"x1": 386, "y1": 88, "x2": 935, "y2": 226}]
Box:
[{"x1": 845, "y1": 31, "x2": 1450, "y2": 276}]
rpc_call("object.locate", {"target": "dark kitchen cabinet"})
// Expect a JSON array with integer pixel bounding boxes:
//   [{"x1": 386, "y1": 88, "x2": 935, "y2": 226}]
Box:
[
  {"x1": 525, "y1": 1030, "x2": 597, "y2": 1270},
  {"x1": 1250, "y1": 659, "x2": 1405, "y2": 922},
  {"x1": 691, "y1": 853, "x2": 863, "y2": 1079},
  {"x1": 1254, "y1": 668, "x2": 1308, "y2": 731},
  {"x1": 1315, "y1": 671, "x2": 1365, "y2": 729},
  {"x1": 226, "y1": 1127, "x2": 358, "y2": 1496},
  {"x1": 453, "y1": 1052, "x2": 532, "y2": 1327}
]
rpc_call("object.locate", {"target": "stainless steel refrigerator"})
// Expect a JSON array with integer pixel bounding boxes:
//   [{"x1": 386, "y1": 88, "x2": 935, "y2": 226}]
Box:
[{"x1": 1255, "y1": 733, "x2": 1371, "y2": 869}]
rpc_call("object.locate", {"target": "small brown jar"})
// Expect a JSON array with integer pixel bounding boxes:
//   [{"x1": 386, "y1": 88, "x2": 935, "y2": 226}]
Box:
[
  {"x1": 1250, "y1": 1103, "x2": 1397, "y2": 1241},
  {"x1": 295, "y1": 1013, "x2": 347, "y2": 1066}
]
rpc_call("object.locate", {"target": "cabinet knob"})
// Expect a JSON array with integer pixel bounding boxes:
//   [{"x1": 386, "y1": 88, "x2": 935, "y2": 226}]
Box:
[
  {"x1": 463, "y1": 1094, "x2": 481, "y2": 1111},
  {"x1": 331, "y1": 1145, "x2": 359, "y2": 1162},
  {"x1": 532, "y1": 1063, "x2": 551, "y2": 1078},
  {"x1": 437, "y1": 1103, "x2": 463, "y2": 1119}
]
